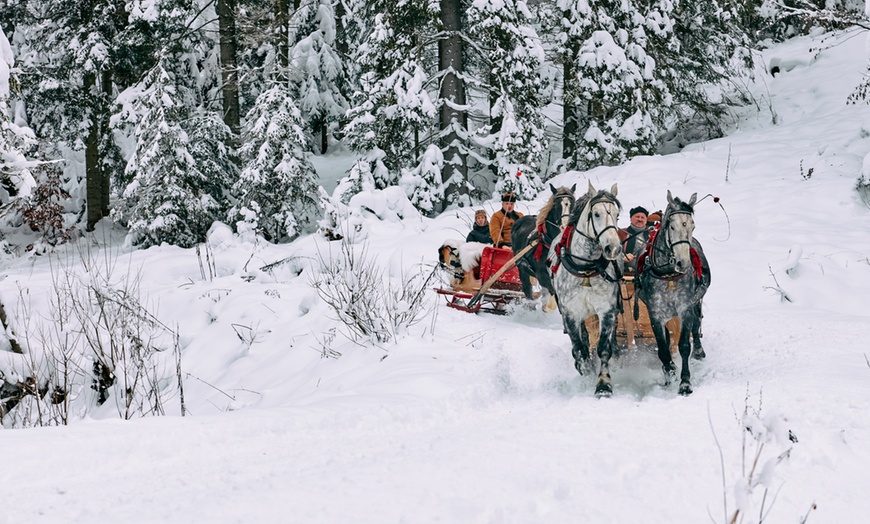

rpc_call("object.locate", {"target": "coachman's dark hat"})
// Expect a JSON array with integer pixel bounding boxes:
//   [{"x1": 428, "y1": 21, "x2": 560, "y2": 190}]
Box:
[
  {"x1": 629, "y1": 206, "x2": 649, "y2": 217},
  {"x1": 501, "y1": 193, "x2": 517, "y2": 202}
]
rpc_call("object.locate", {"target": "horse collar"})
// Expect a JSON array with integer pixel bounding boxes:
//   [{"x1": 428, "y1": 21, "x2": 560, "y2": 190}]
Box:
[{"x1": 552, "y1": 225, "x2": 619, "y2": 282}]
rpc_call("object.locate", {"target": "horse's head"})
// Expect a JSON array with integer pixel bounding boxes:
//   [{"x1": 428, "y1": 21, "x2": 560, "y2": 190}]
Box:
[
  {"x1": 663, "y1": 190, "x2": 697, "y2": 274},
  {"x1": 548, "y1": 183, "x2": 576, "y2": 232},
  {"x1": 573, "y1": 181, "x2": 622, "y2": 260}
]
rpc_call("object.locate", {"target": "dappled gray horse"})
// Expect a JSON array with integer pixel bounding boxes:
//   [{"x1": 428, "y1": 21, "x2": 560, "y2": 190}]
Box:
[
  {"x1": 637, "y1": 191, "x2": 711, "y2": 396},
  {"x1": 551, "y1": 182, "x2": 623, "y2": 397}
]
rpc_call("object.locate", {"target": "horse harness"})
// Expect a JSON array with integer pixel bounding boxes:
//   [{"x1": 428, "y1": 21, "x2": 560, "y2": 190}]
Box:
[
  {"x1": 532, "y1": 193, "x2": 574, "y2": 263},
  {"x1": 637, "y1": 209, "x2": 702, "y2": 289},
  {"x1": 551, "y1": 194, "x2": 622, "y2": 285}
]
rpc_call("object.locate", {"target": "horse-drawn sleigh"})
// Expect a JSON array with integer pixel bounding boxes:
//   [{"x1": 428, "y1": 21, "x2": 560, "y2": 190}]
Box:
[
  {"x1": 433, "y1": 243, "x2": 532, "y2": 314},
  {"x1": 435, "y1": 183, "x2": 711, "y2": 396}
]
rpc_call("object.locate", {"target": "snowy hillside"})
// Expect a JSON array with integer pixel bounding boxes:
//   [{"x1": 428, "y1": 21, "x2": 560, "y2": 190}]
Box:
[{"x1": 2, "y1": 29, "x2": 870, "y2": 523}]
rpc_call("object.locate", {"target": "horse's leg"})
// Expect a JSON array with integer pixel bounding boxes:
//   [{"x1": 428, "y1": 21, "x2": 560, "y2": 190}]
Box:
[
  {"x1": 518, "y1": 265, "x2": 534, "y2": 301},
  {"x1": 650, "y1": 316, "x2": 676, "y2": 385},
  {"x1": 594, "y1": 308, "x2": 618, "y2": 397},
  {"x1": 677, "y1": 312, "x2": 695, "y2": 395},
  {"x1": 563, "y1": 314, "x2": 591, "y2": 375},
  {"x1": 540, "y1": 271, "x2": 559, "y2": 313},
  {"x1": 691, "y1": 302, "x2": 705, "y2": 360}
]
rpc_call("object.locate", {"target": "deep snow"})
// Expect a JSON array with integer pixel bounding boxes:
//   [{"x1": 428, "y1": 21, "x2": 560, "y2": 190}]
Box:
[{"x1": 2, "y1": 29, "x2": 870, "y2": 524}]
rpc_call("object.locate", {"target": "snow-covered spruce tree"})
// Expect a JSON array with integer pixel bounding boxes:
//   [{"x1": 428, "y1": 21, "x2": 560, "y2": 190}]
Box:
[
  {"x1": 334, "y1": 0, "x2": 367, "y2": 89},
  {"x1": 289, "y1": 0, "x2": 349, "y2": 154},
  {"x1": 557, "y1": 0, "x2": 673, "y2": 170},
  {"x1": 117, "y1": 57, "x2": 232, "y2": 248},
  {"x1": 343, "y1": 0, "x2": 439, "y2": 192},
  {"x1": 229, "y1": 83, "x2": 319, "y2": 242},
  {"x1": 467, "y1": 0, "x2": 547, "y2": 199},
  {"x1": 399, "y1": 143, "x2": 444, "y2": 214},
  {"x1": 5, "y1": 0, "x2": 130, "y2": 229},
  {"x1": 0, "y1": 24, "x2": 37, "y2": 205},
  {"x1": 658, "y1": 1, "x2": 753, "y2": 145}
]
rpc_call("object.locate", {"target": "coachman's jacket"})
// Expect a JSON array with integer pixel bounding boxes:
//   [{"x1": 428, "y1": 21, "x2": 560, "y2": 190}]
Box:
[{"x1": 489, "y1": 209, "x2": 524, "y2": 247}]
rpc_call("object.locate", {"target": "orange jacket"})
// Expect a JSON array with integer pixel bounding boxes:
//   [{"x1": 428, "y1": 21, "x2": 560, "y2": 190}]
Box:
[{"x1": 489, "y1": 209, "x2": 523, "y2": 247}]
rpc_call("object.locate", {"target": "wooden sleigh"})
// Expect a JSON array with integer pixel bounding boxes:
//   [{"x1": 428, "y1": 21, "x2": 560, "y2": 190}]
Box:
[
  {"x1": 434, "y1": 244, "x2": 539, "y2": 315},
  {"x1": 586, "y1": 276, "x2": 680, "y2": 352}
]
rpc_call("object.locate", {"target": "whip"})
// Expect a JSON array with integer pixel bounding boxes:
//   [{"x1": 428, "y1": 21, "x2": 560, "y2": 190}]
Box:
[{"x1": 696, "y1": 194, "x2": 730, "y2": 242}]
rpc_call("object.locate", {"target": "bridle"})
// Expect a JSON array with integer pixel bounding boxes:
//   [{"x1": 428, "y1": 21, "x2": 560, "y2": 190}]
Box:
[
  {"x1": 574, "y1": 194, "x2": 620, "y2": 243},
  {"x1": 553, "y1": 193, "x2": 622, "y2": 282},
  {"x1": 544, "y1": 193, "x2": 575, "y2": 234},
  {"x1": 649, "y1": 208, "x2": 694, "y2": 274}
]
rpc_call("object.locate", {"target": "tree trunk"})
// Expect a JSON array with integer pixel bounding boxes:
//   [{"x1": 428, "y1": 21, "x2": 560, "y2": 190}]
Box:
[
  {"x1": 333, "y1": 0, "x2": 350, "y2": 139},
  {"x1": 275, "y1": 0, "x2": 289, "y2": 76},
  {"x1": 439, "y1": 0, "x2": 466, "y2": 208},
  {"x1": 85, "y1": 71, "x2": 104, "y2": 232},
  {"x1": 218, "y1": 0, "x2": 241, "y2": 141},
  {"x1": 562, "y1": 43, "x2": 578, "y2": 163},
  {"x1": 99, "y1": 68, "x2": 112, "y2": 218},
  {"x1": 488, "y1": 72, "x2": 501, "y2": 178}
]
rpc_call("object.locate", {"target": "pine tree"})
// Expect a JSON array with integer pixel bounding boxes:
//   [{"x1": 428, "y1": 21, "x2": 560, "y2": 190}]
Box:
[
  {"x1": 659, "y1": 1, "x2": 753, "y2": 145},
  {"x1": 230, "y1": 83, "x2": 319, "y2": 242},
  {"x1": 289, "y1": 0, "x2": 349, "y2": 154},
  {"x1": 118, "y1": 58, "x2": 230, "y2": 248},
  {"x1": 7, "y1": 0, "x2": 130, "y2": 229},
  {"x1": 399, "y1": 143, "x2": 444, "y2": 215},
  {"x1": 557, "y1": 0, "x2": 673, "y2": 169},
  {"x1": 0, "y1": 23, "x2": 37, "y2": 202},
  {"x1": 343, "y1": 0, "x2": 439, "y2": 191},
  {"x1": 468, "y1": 0, "x2": 547, "y2": 199}
]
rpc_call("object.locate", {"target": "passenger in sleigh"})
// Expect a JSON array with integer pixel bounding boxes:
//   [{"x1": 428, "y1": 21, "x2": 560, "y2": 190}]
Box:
[
  {"x1": 618, "y1": 206, "x2": 662, "y2": 275},
  {"x1": 466, "y1": 209, "x2": 492, "y2": 244},
  {"x1": 489, "y1": 192, "x2": 523, "y2": 248}
]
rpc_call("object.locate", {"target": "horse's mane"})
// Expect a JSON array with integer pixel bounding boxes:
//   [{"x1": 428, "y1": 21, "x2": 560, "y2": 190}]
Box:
[
  {"x1": 536, "y1": 187, "x2": 575, "y2": 228},
  {"x1": 667, "y1": 197, "x2": 695, "y2": 216},
  {"x1": 568, "y1": 189, "x2": 622, "y2": 227}
]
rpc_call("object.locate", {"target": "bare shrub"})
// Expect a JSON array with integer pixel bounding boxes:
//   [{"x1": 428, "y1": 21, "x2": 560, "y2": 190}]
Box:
[
  {"x1": 1, "y1": 244, "x2": 181, "y2": 427},
  {"x1": 310, "y1": 239, "x2": 437, "y2": 345},
  {"x1": 856, "y1": 175, "x2": 870, "y2": 209},
  {"x1": 710, "y1": 388, "x2": 805, "y2": 524},
  {"x1": 9, "y1": 162, "x2": 77, "y2": 250}
]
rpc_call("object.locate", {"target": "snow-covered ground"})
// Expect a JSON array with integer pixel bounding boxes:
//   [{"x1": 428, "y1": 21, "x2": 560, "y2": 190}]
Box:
[{"x1": 2, "y1": 29, "x2": 870, "y2": 523}]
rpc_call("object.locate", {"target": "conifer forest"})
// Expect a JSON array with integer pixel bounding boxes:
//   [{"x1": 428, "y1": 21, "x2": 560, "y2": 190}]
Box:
[{"x1": 0, "y1": 1, "x2": 866, "y2": 249}]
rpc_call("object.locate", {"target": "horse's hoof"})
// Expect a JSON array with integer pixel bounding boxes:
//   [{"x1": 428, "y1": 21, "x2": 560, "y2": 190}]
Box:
[
  {"x1": 595, "y1": 383, "x2": 613, "y2": 398},
  {"x1": 662, "y1": 366, "x2": 676, "y2": 386},
  {"x1": 692, "y1": 347, "x2": 706, "y2": 360},
  {"x1": 543, "y1": 296, "x2": 558, "y2": 313},
  {"x1": 574, "y1": 358, "x2": 593, "y2": 376},
  {"x1": 679, "y1": 382, "x2": 693, "y2": 396}
]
